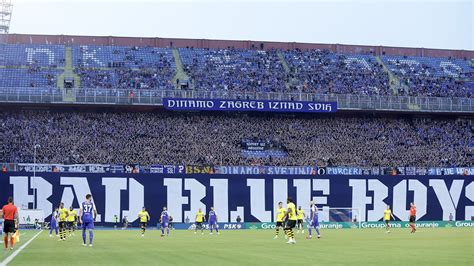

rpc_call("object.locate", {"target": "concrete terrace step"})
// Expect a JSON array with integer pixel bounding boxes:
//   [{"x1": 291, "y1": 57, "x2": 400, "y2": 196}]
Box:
[
  {"x1": 58, "y1": 46, "x2": 80, "y2": 101},
  {"x1": 277, "y1": 51, "x2": 294, "y2": 89},
  {"x1": 375, "y1": 55, "x2": 408, "y2": 95},
  {"x1": 172, "y1": 48, "x2": 190, "y2": 89}
]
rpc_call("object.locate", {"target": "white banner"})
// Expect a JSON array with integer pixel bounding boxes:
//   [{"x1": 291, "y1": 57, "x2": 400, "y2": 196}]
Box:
[{"x1": 19, "y1": 209, "x2": 45, "y2": 224}]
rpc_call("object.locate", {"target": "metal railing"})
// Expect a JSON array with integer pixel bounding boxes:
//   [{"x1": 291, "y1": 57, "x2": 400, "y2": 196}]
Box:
[{"x1": 0, "y1": 87, "x2": 472, "y2": 113}]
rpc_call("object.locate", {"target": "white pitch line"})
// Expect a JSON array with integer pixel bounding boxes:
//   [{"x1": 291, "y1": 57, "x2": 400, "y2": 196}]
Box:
[{"x1": 0, "y1": 230, "x2": 43, "y2": 266}]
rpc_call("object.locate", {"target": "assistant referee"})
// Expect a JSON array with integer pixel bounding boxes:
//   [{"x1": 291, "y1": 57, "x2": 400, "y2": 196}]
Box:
[{"x1": 2, "y1": 197, "x2": 19, "y2": 250}]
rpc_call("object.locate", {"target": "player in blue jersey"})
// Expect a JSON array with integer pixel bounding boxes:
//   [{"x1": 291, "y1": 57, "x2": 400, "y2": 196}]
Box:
[
  {"x1": 49, "y1": 208, "x2": 59, "y2": 237},
  {"x1": 160, "y1": 207, "x2": 170, "y2": 237},
  {"x1": 79, "y1": 194, "x2": 97, "y2": 247},
  {"x1": 307, "y1": 201, "x2": 320, "y2": 239},
  {"x1": 208, "y1": 207, "x2": 219, "y2": 235}
]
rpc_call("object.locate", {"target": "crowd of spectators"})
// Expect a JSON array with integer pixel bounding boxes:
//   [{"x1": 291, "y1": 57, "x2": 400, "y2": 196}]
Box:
[
  {"x1": 384, "y1": 59, "x2": 473, "y2": 98},
  {"x1": 403, "y1": 76, "x2": 472, "y2": 98},
  {"x1": 284, "y1": 49, "x2": 392, "y2": 95},
  {"x1": 1, "y1": 44, "x2": 472, "y2": 98},
  {"x1": 0, "y1": 110, "x2": 471, "y2": 167},
  {"x1": 180, "y1": 48, "x2": 288, "y2": 92},
  {"x1": 75, "y1": 46, "x2": 176, "y2": 90},
  {"x1": 76, "y1": 67, "x2": 175, "y2": 90}
]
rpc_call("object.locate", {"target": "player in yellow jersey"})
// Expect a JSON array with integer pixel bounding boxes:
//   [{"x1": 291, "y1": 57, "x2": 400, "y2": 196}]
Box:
[
  {"x1": 57, "y1": 202, "x2": 69, "y2": 241},
  {"x1": 296, "y1": 206, "x2": 305, "y2": 234},
  {"x1": 195, "y1": 208, "x2": 206, "y2": 235},
  {"x1": 138, "y1": 207, "x2": 150, "y2": 237},
  {"x1": 67, "y1": 206, "x2": 77, "y2": 237},
  {"x1": 383, "y1": 205, "x2": 395, "y2": 233},
  {"x1": 274, "y1": 202, "x2": 286, "y2": 239},
  {"x1": 284, "y1": 197, "x2": 297, "y2": 244}
]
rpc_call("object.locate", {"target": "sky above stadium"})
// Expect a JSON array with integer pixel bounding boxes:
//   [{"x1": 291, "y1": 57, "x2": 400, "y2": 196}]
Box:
[{"x1": 9, "y1": 0, "x2": 473, "y2": 50}]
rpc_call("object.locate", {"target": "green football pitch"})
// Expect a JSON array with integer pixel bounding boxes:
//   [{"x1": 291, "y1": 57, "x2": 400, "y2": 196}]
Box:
[{"x1": 1, "y1": 228, "x2": 473, "y2": 265}]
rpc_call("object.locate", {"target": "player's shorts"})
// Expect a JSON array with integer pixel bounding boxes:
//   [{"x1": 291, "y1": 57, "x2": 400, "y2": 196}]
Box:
[
  {"x1": 82, "y1": 220, "x2": 94, "y2": 230},
  {"x1": 58, "y1": 221, "x2": 66, "y2": 229},
  {"x1": 311, "y1": 220, "x2": 320, "y2": 227},
  {"x1": 297, "y1": 219, "x2": 303, "y2": 225},
  {"x1": 409, "y1": 215, "x2": 416, "y2": 223},
  {"x1": 209, "y1": 221, "x2": 216, "y2": 226},
  {"x1": 67, "y1": 221, "x2": 74, "y2": 228},
  {"x1": 160, "y1": 222, "x2": 168, "y2": 228},
  {"x1": 384, "y1": 219, "x2": 390, "y2": 225},
  {"x1": 3, "y1": 220, "x2": 15, "y2": 233},
  {"x1": 276, "y1": 221, "x2": 284, "y2": 227},
  {"x1": 285, "y1": 220, "x2": 296, "y2": 229},
  {"x1": 140, "y1": 222, "x2": 147, "y2": 228},
  {"x1": 50, "y1": 220, "x2": 57, "y2": 228},
  {"x1": 196, "y1": 222, "x2": 203, "y2": 229}
]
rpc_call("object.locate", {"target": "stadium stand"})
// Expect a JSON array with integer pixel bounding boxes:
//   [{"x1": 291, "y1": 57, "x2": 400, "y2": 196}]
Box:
[
  {"x1": 283, "y1": 49, "x2": 392, "y2": 95},
  {"x1": 179, "y1": 48, "x2": 288, "y2": 92},
  {"x1": 0, "y1": 44, "x2": 65, "y2": 66},
  {"x1": 0, "y1": 43, "x2": 472, "y2": 98},
  {"x1": 0, "y1": 67, "x2": 58, "y2": 88},
  {"x1": 0, "y1": 110, "x2": 471, "y2": 167},
  {"x1": 73, "y1": 45, "x2": 176, "y2": 89},
  {"x1": 381, "y1": 55, "x2": 473, "y2": 97}
]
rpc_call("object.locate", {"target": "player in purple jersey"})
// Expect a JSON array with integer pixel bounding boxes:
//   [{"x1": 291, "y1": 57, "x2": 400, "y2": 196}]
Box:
[
  {"x1": 49, "y1": 208, "x2": 59, "y2": 237},
  {"x1": 160, "y1": 207, "x2": 170, "y2": 237},
  {"x1": 307, "y1": 201, "x2": 320, "y2": 239},
  {"x1": 79, "y1": 194, "x2": 97, "y2": 247},
  {"x1": 208, "y1": 207, "x2": 219, "y2": 235}
]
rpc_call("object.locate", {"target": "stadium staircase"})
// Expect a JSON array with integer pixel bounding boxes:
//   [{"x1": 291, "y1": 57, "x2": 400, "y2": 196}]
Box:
[
  {"x1": 171, "y1": 48, "x2": 191, "y2": 89},
  {"x1": 375, "y1": 56, "x2": 407, "y2": 95},
  {"x1": 277, "y1": 51, "x2": 298, "y2": 89},
  {"x1": 277, "y1": 51, "x2": 291, "y2": 73},
  {"x1": 57, "y1": 46, "x2": 80, "y2": 101},
  {"x1": 376, "y1": 56, "x2": 420, "y2": 110}
]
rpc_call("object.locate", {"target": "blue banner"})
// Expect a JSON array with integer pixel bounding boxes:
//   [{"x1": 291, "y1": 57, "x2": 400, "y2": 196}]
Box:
[
  {"x1": 17, "y1": 164, "x2": 111, "y2": 173},
  {"x1": 11, "y1": 164, "x2": 474, "y2": 176},
  {"x1": 150, "y1": 165, "x2": 185, "y2": 174},
  {"x1": 326, "y1": 167, "x2": 363, "y2": 175},
  {"x1": 163, "y1": 98, "x2": 337, "y2": 113},
  {"x1": 214, "y1": 166, "x2": 318, "y2": 175},
  {"x1": 427, "y1": 168, "x2": 472, "y2": 176},
  {"x1": 1, "y1": 173, "x2": 472, "y2": 226}
]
